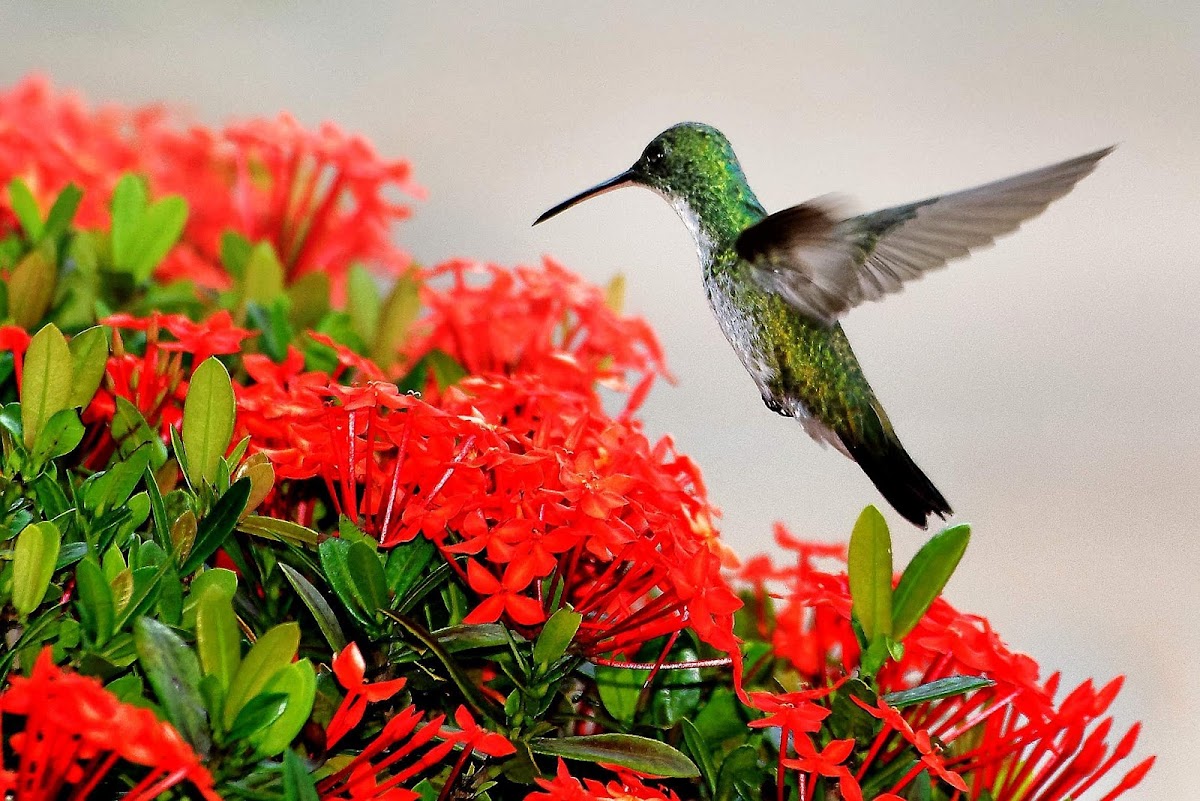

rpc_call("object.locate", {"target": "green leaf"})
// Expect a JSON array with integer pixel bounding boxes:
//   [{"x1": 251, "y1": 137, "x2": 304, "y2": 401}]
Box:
[
  {"x1": 595, "y1": 663, "x2": 651, "y2": 725},
  {"x1": 681, "y1": 719, "x2": 717, "y2": 794},
  {"x1": 882, "y1": 675, "x2": 995, "y2": 710},
  {"x1": 111, "y1": 398, "x2": 167, "y2": 468},
  {"x1": 21, "y1": 324, "x2": 72, "y2": 449},
  {"x1": 286, "y1": 270, "x2": 331, "y2": 331},
  {"x1": 385, "y1": 612, "x2": 504, "y2": 727},
  {"x1": 8, "y1": 249, "x2": 56, "y2": 328},
  {"x1": 347, "y1": 265, "x2": 381, "y2": 345},
  {"x1": 239, "y1": 242, "x2": 285, "y2": 317},
  {"x1": 182, "y1": 357, "x2": 236, "y2": 488},
  {"x1": 431, "y1": 623, "x2": 513, "y2": 654},
  {"x1": 426, "y1": 350, "x2": 467, "y2": 390},
  {"x1": 11, "y1": 522, "x2": 60, "y2": 616},
  {"x1": 220, "y1": 232, "x2": 253, "y2": 281},
  {"x1": 180, "y1": 478, "x2": 251, "y2": 574},
  {"x1": 282, "y1": 748, "x2": 320, "y2": 801},
  {"x1": 385, "y1": 536, "x2": 436, "y2": 600},
  {"x1": 317, "y1": 538, "x2": 377, "y2": 628},
  {"x1": 110, "y1": 175, "x2": 148, "y2": 271},
  {"x1": 533, "y1": 607, "x2": 582, "y2": 669},
  {"x1": 76, "y1": 558, "x2": 115, "y2": 645},
  {"x1": 892, "y1": 524, "x2": 971, "y2": 639},
  {"x1": 223, "y1": 622, "x2": 299, "y2": 729},
  {"x1": 529, "y1": 734, "x2": 699, "y2": 778},
  {"x1": 238, "y1": 515, "x2": 319, "y2": 547},
  {"x1": 42, "y1": 183, "x2": 82, "y2": 240},
  {"x1": 196, "y1": 585, "x2": 242, "y2": 690},
  {"x1": 251, "y1": 659, "x2": 317, "y2": 756},
  {"x1": 848, "y1": 505, "x2": 894, "y2": 641},
  {"x1": 67, "y1": 326, "x2": 109, "y2": 409},
  {"x1": 278, "y1": 564, "x2": 346, "y2": 651},
  {"x1": 226, "y1": 691, "x2": 289, "y2": 741},
  {"x1": 30, "y1": 408, "x2": 84, "y2": 464},
  {"x1": 371, "y1": 271, "x2": 421, "y2": 366},
  {"x1": 129, "y1": 195, "x2": 188, "y2": 283},
  {"x1": 134, "y1": 617, "x2": 212, "y2": 756},
  {"x1": 651, "y1": 649, "x2": 702, "y2": 728},
  {"x1": 692, "y1": 687, "x2": 745, "y2": 744},
  {"x1": 8, "y1": 178, "x2": 43, "y2": 240},
  {"x1": 715, "y1": 744, "x2": 764, "y2": 801}
]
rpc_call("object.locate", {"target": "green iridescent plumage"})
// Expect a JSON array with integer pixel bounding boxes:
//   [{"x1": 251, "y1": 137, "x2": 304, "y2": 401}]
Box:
[{"x1": 535, "y1": 122, "x2": 1110, "y2": 526}]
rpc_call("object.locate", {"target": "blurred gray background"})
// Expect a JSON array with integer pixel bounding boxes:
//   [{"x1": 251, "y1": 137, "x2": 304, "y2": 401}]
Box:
[{"x1": 2, "y1": 3, "x2": 1195, "y2": 797}]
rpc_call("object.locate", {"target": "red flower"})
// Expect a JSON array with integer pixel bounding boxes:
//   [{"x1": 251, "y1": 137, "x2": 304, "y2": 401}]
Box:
[
  {"x1": 463, "y1": 559, "x2": 546, "y2": 626},
  {"x1": 326, "y1": 643, "x2": 408, "y2": 747},
  {"x1": 737, "y1": 527, "x2": 1155, "y2": 801},
  {"x1": 528, "y1": 759, "x2": 682, "y2": 801},
  {"x1": 0, "y1": 648, "x2": 218, "y2": 800},
  {"x1": 781, "y1": 737, "x2": 862, "y2": 801},
  {"x1": 403, "y1": 259, "x2": 669, "y2": 410},
  {"x1": 447, "y1": 705, "x2": 515, "y2": 758},
  {"x1": 0, "y1": 75, "x2": 421, "y2": 298}
]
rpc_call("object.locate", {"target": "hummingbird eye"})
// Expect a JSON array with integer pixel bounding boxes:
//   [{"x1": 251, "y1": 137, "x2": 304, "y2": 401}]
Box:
[{"x1": 643, "y1": 141, "x2": 669, "y2": 166}]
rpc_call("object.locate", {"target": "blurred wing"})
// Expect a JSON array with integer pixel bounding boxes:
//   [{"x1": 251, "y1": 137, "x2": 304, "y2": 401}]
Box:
[{"x1": 736, "y1": 147, "x2": 1113, "y2": 325}]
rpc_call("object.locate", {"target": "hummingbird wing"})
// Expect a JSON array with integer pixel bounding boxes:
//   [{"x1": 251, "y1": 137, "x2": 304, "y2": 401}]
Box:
[{"x1": 736, "y1": 147, "x2": 1113, "y2": 325}]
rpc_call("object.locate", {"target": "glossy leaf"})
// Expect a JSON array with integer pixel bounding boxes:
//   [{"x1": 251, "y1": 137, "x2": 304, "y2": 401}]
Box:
[
  {"x1": 893, "y1": 524, "x2": 971, "y2": 639},
  {"x1": 67, "y1": 325, "x2": 109, "y2": 409},
  {"x1": 347, "y1": 265, "x2": 381, "y2": 345},
  {"x1": 251, "y1": 658, "x2": 317, "y2": 756},
  {"x1": 21, "y1": 323, "x2": 72, "y2": 449},
  {"x1": 30, "y1": 408, "x2": 84, "y2": 464},
  {"x1": 371, "y1": 271, "x2": 421, "y2": 366},
  {"x1": 529, "y1": 734, "x2": 699, "y2": 778},
  {"x1": 318, "y1": 538, "x2": 369, "y2": 626},
  {"x1": 75, "y1": 557, "x2": 114, "y2": 644},
  {"x1": 223, "y1": 622, "x2": 299, "y2": 728},
  {"x1": 182, "y1": 357, "x2": 236, "y2": 488},
  {"x1": 238, "y1": 515, "x2": 319, "y2": 547},
  {"x1": 8, "y1": 178, "x2": 42, "y2": 239},
  {"x1": 179, "y1": 478, "x2": 251, "y2": 574},
  {"x1": 11, "y1": 522, "x2": 60, "y2": 615},
  {"x1": 681, "y1": 719, "x2": 717, "y2": 794},
  {"x1": 42, "y1": 183, "x2": 82, "y2": 240},
  {"x1": 134, "y1": 617, "x2": 212, "y2": 757},
  {"x1": 112, "y1": 398, "x2": 168, "y2": 468},
  {"x1": 533, "y1": 607, "x2": 582, "y2": 669},
  {"x1": 595, "y1": 663, "x2": 651, "y2": 725},
  {"x1": 196, "y1": 585, "x2": 241, "y2": 691},
  {"x1": 848, "y1": 505, "x2": 894, "y2": 640},
  {"x1": 882, "y1": 675, "x2": 995, "y2": 710},
  {"x1": 282, "y1": 748, "x2": 320, "y2": 801},
  {"x1": 8, "y1": 249, "x2": 56, "y2": 328},
  {"x1": 279, "y1": 564, "x2": 346, "y2": 651},
  {"x1": 226, "y1": 691, "x2": 289, "y2": 741}
]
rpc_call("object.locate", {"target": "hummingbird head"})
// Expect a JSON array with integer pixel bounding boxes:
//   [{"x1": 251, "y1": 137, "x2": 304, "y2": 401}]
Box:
[{"x1": 533, "y1": 122, "x2": 756, "y2": 237}]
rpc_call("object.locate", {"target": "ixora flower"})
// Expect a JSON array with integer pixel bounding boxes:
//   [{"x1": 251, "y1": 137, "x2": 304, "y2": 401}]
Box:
[
  {"x1": 0, "y1": 75, "x2": 1156, "y2": 801},
  {"x1": 0, "y1": 74, "x2": 421, "y2": 297},
  {"x1": 0, "y1": 649, "x2": 218, "y2": 800},
  {"x1": 737, "y1": 526, "x2": 1154, "y2": 801}
]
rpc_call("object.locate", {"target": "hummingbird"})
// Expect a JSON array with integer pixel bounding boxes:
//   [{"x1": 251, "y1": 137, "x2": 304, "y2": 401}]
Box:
[{"x1": 533, "y1": 123, "x2": 1111, "y2": 527}]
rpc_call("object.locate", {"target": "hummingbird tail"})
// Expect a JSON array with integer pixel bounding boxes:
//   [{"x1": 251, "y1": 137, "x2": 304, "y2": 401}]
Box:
[{"x1": 841, "y1": 435, "x2": 952, "y2": 529}]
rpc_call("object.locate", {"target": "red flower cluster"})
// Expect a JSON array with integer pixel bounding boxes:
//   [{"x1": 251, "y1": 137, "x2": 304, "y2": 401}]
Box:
[
  {"x1": 318, "y1": 644, "x2": 513, "y2": 801},
  {"x1": 0, "y1": 75, "x2": 420, "y2": 297},
  {"x1": 738, "y1": 525, "x2": 1154, "y2": 801},
  {"x1": 0, "y1": 648, "x2": 218, "y2": 800},
  {"x1": 237, "y1": 353, "x2": 740, "y2": 661},
  {"x1": 529, "y1": 759, "x2": 681, "y2": 801},
  {"x1": 405, "y1": 259, "x2": 668, "y2": 412}
]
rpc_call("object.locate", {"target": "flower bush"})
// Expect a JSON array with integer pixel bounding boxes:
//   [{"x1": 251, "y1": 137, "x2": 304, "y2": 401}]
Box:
[{"x1": 0, "y1": 76, "x2": 1153, "y2": 800}]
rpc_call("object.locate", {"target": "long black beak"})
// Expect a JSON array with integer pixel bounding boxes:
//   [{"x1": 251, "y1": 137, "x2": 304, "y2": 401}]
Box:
[{"x1": 532, "y1": 169, "x2": 637, "y2": 226}]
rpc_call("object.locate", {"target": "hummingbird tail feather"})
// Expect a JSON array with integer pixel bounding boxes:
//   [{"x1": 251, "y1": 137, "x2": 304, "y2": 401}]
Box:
[{"x1": 841, "y1": 436, "x2": 952, "y2": 528}]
